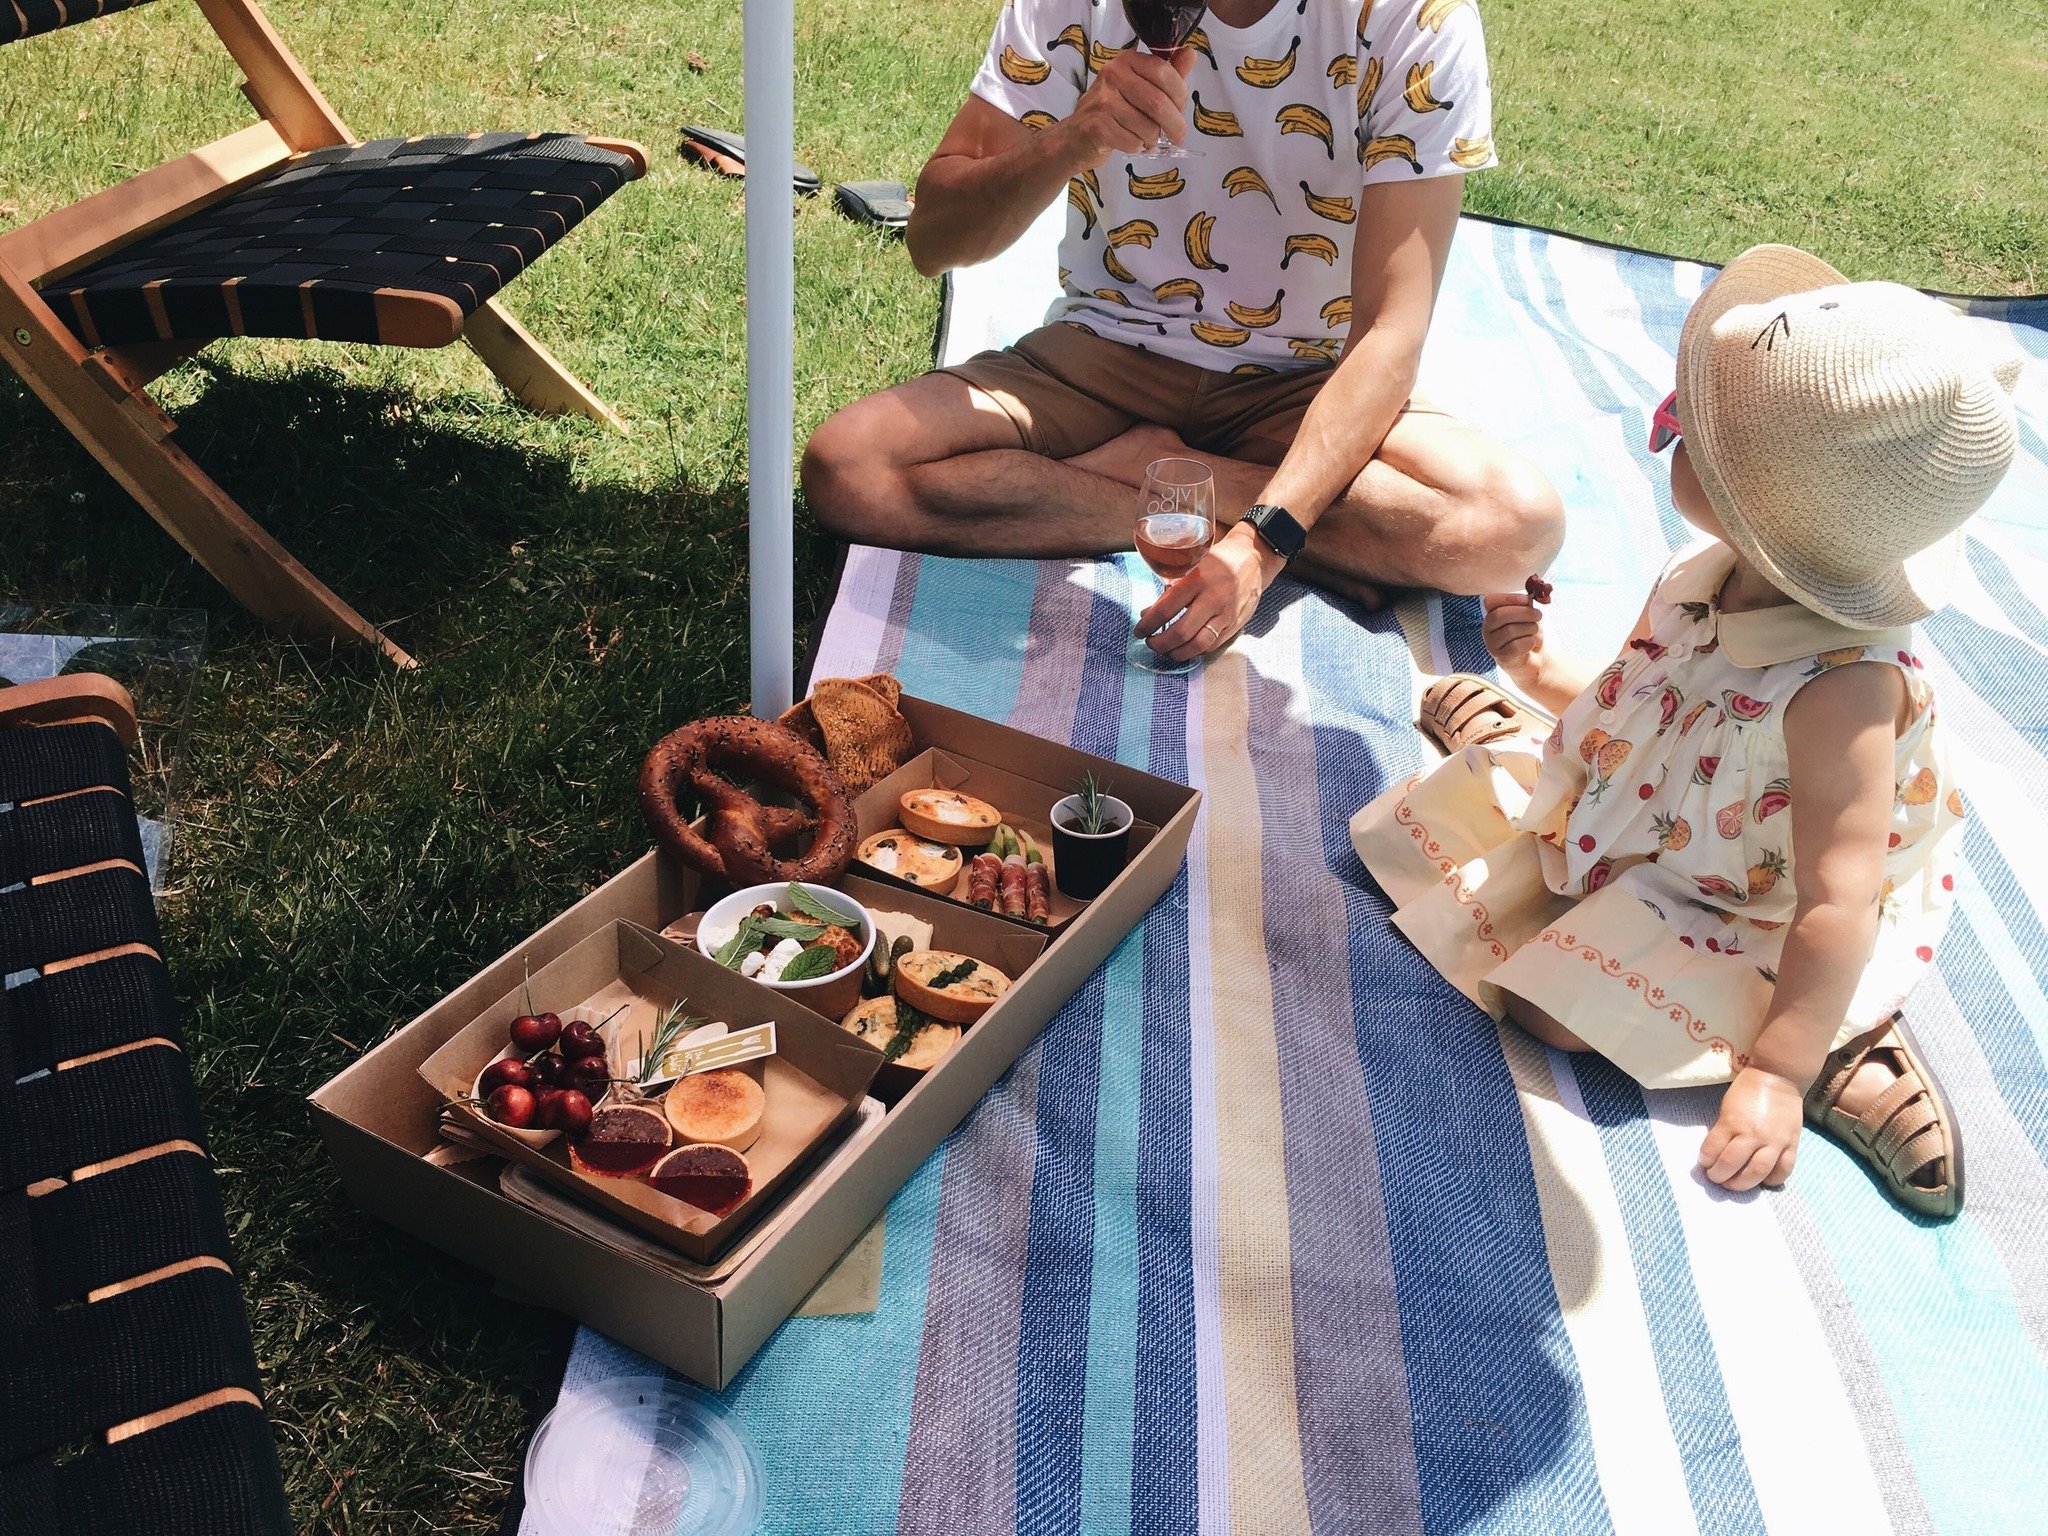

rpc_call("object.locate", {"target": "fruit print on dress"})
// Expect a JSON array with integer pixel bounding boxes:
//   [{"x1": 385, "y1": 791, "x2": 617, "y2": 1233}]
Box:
[
  {"x1": 1722, "y1": 690, "x2": 1770, "y2": 723},
  {"x1": 1753, "y1": 778, "x2": 1790, "y2": 821},
  {"x1": 998, "y1": 44, "x2": 1051, "y2": 84},
  {"x1": 1151, "y1": 276, "x2": 1205, "y2": 310},
  {"x1": 1417, "y1": 0, "x2": 1474, "y2": 27},
  {"x1": 1327, "y1": 53, "x2": 1358, "y2": 88}
]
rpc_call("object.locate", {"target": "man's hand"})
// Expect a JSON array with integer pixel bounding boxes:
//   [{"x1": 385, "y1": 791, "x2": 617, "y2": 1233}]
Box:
[
  {"x1": 1699, "y1": 1066, "x2": 1804, "y2": 1191},
  {"x1": 1135, "y1": 522, "x2": 1283, "y2": 663},
  {"x1": 1055, "y1": 48, "x2": 1196, "y2": 165}
]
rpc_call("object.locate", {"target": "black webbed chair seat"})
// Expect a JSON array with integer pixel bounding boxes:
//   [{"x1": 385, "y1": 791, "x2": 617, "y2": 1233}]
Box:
[
  {"x1": 0, "y1": 677, "x2": 292, "y2": 1536},
  {"x1": 45, "y1": 132, "x2": 638, "y2": 350}
]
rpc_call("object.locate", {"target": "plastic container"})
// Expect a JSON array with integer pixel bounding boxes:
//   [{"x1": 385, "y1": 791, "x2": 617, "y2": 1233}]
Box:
[{"x1": 523, "y1": 1374, "x2": 765, "y2": 1536}]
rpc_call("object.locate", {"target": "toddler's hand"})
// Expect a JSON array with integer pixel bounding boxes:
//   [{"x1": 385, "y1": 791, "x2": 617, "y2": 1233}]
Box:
[
  {"x1": 1483, "y1": 592, "x2": 1547, "y2": 691},
  {"x1": 1699, "y1": 1066, "x2": 1804, "y2": 1191}
]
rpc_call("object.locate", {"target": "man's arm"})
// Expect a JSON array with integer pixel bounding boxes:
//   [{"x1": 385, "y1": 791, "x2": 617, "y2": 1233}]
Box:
[
  {"x1": 1136, "y1": 174, "x2": 1464, "y2": 658},
  {"x1": 906, "y1": 52, "x2": 1195, "y2": 279}
]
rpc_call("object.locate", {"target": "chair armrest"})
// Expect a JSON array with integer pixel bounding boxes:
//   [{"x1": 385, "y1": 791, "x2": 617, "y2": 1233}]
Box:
[
  {"x1": 588, "y1": 137, "x2": 651, "y2": 177},
  {"x1": 0, "y1": 675, "x2": 141, "y2": 746}
]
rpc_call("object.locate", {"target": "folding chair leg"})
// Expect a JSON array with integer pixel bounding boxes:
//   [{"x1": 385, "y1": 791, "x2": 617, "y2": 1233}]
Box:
[
  {"x1": 464, "y1": 298, "x2": 626, "y2": 433},
  {"x1": 1, "y1": 271, "x2": 416, "y2": 668}
]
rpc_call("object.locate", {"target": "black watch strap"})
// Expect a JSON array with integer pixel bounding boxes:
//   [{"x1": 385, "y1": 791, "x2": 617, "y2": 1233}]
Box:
[{"x1": 1244, "y1": 503, "x2": 1307, "y2": 562}]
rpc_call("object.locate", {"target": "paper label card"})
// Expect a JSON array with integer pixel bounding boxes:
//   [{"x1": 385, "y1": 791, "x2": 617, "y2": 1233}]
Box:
[{"x1": 637, "y1": 1021, "x2": 778, "y2": 1086}]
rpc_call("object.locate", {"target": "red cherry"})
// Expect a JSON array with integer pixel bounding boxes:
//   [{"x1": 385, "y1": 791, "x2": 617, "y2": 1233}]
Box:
[
  {"x1": 1705, "y1": 938, "x2": 1720, "y2": 952},
  {"x1": 527, "y1": 1051, "x2": 566, "y2": 1088},
  {"x1": 565, "y1": 1054, "x2": 611, "y2": 1098},
  {"x1": 479, "y1": 1058, "x2": 535, "y2": 1096},
  {"x1": 537, "y1": 1011, "x2": 562, "y2": 1033},
  {"x1": 509, "y1": 1013, "x2": 562, "y2": 1054},
  {"x1": 1888, "y1": 833, "x2": 1902, "y2": 849},
  {"x1": 1941, "y1": 874, "x2": 1955, "y2": 892},
  {"x1": 1681, "y1": 936, "x2": 1696, "y2": 948},
  {"x1": 559, "y1": 1020, "x2": 605, "y2": 1060},
  {"x1": 1578, "y1": 835, "x2": 1597, "y2": 853},
  {"x1": 1638, "y1": 783, "x2": 1655, "y2": 801},
  {"x1": 1916, "y1": 946, "x2": 1934, "y2": 963},
  {"x1": 486, "y1": 1084, "x2": 537, "y2": 1129},
  {"x1": 548, "y1": 1088, "x2": 594, "y2": 1138}
]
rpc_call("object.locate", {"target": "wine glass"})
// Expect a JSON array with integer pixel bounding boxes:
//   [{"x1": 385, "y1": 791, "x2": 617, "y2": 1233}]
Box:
[
  {"x1": 1130, "y1": 457, "x2": 1215, "y2": 675},
  {"x1": 1120, "y1": 0, "x2": 1208, "y2": 160}
]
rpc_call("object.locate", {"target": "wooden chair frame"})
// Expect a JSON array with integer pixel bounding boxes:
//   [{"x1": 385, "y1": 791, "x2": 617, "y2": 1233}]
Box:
[{"x1": 0, "y1": 0, "x2": 649, "y2": 668}]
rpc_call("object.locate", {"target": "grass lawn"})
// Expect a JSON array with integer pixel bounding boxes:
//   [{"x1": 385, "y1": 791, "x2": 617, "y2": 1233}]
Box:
[{"x1": 1, "y1": 0, "x2": 2041, "y2": 1529}]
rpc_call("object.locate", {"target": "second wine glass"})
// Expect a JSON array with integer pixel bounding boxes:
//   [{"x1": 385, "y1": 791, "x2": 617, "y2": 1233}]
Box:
[{"x1": 1130, "y1": 457, "x2": 1215, "y2": 675}]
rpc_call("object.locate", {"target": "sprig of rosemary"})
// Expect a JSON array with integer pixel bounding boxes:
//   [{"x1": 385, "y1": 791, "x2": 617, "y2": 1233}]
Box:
[
  {"x1": 1075, "y1": 770, "x2": 1109, "y2": 835},
  {"x1": 636, "y1": 999, "x2": 708, "y2": 1084}
]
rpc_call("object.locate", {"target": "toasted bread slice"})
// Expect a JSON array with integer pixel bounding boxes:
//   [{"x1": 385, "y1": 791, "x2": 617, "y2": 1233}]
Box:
[
  {"x1": 840, "y1": 994, "x2": 960, "y2": 1072},
  {"x1": 663, "y1": 1067, "x2": 766, "y2": 1152},
  {"x1": 893, "y1": 949, "x2": 1011, "y2": 1024},
  {"x1": 858, "y1": 829, "x2": 965, "y2": 891},
  {"x1": 898, "y1": 788, "x2": 1001, "y2": 846}
]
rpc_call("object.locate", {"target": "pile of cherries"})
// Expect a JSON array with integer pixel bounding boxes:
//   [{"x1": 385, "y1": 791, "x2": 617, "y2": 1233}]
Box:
[{"x1": 476, "y1": 1009, "x2": 609, "y2": 1137}]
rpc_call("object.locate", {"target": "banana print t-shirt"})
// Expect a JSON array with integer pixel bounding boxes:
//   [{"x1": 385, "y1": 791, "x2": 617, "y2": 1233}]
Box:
[{"x1": 971, "y1": 0, "x2": 1495, "y2": 374}]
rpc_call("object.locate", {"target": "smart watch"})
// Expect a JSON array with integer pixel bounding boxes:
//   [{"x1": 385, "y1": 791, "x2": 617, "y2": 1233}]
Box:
[{"x1": 1243, "y1": 503, "x2": 1307, "y2": 563}]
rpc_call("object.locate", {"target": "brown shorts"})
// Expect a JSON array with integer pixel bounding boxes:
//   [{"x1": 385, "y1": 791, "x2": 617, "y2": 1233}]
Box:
[{"x1": 942, "y1": 322, "x2": 1440, "y2": 465}]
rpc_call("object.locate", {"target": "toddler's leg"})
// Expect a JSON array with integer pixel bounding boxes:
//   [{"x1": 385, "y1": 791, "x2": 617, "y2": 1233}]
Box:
[{"x1": 1501, "y1": 990, "x2": 1593, "y2": 1054}]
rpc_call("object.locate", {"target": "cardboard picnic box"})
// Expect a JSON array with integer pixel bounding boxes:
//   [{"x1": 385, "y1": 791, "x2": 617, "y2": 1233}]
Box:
[{"x1": 308, "y1": 694, "x2": 1200, "y2": 1388}]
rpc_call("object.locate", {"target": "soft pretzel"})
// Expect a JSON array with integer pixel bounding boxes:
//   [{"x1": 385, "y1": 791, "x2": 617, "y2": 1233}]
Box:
[{"x1": 638, "y1": 716, "x2": 857, "y2": 887}]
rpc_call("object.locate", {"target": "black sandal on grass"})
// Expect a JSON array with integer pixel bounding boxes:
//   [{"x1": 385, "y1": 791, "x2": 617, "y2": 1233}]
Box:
[{"x1": 678, "y1": 125, "x2": 820, "y2": 195}]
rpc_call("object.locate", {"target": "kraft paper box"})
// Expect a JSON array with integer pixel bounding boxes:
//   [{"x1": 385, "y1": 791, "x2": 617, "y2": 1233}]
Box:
[{"x1": 309, "y1": 693, "x2": 1199, "y2": 1387}]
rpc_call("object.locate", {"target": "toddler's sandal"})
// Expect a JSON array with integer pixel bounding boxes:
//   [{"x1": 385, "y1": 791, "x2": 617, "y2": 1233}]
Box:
[
  {"x1": 1418, "y1": 674, "x2": 1544, "y2": 756},
  {"x1": 1804, "y1": 1014, "x2": 1964, "y2": 1219}
]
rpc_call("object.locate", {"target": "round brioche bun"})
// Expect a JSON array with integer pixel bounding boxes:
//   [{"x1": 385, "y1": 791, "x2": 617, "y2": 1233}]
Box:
[
  {"x1": 663, "y1": 1067, "x2": 765, "y2": 1152},
  {"x1": 892, "y1": 949, "x2": 1011, "y2": 1025},
  {"x1": 898, "y1": 789, "x2": 1001, "y2": 847},
  {"x1": 840, "y1": 994, "x2": 960, "y2": 1072}
]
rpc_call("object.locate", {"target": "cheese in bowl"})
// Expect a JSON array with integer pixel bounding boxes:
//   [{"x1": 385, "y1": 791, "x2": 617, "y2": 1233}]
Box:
[{"x1": 893, "y1": 949, "x2": 1011, "y2": 1024}]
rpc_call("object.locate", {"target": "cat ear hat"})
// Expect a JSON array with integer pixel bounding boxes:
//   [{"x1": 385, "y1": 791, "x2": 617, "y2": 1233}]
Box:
[{"x1": 1677, "y1": 244, "x2": 2026, "y2": 629}]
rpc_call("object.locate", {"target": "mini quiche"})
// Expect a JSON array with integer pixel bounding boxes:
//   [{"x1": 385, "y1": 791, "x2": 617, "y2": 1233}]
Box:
[
  {"x1": 898, "y1": 788, "x2": 1001, "y2": 847},
  {"x1": 893, "y1": 949, "x2": 1011, "y2": 1024},
  {"x1": 841, "y1": 994, "x2": 961, "y2": 1072},
  {"x1": 857, "y1": 828, "x2": 965, "y2": 892}
]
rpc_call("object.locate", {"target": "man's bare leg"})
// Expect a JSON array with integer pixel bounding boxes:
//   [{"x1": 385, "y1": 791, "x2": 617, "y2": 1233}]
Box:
[
  {"x1": 804, "y1": 371, "x2": 1145, "y2": 557},
  {"x1": 1068, "y1": 414, "x2": 1564, "y2": 604}
]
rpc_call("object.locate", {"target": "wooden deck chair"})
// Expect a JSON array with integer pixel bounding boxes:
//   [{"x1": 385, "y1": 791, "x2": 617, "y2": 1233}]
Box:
[
  {"x1": 0, "y1": 673, "x2": 294, "y2": 1534},
  {"x1": 0, "y1": 0, "x2": 650, "y2": 668}
]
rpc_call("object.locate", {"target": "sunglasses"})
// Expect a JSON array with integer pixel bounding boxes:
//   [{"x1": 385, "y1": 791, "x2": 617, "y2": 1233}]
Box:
[{"x1": 1649, "y1": 390, "x2": 1682, "y2": 454}]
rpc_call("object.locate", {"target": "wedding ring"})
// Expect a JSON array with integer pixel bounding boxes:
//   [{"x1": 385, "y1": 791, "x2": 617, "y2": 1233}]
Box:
[{"x1": 1200, "y1": 621, "x2": 1223, "y2": 641}]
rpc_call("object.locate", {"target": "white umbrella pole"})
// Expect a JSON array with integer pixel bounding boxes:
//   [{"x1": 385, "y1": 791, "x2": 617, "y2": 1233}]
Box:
[{"x1": 745, "y1": 0, "x2": 797, "y2": 720}]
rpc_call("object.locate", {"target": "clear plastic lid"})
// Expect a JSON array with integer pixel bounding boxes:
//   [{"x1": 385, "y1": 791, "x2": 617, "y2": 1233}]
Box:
[{"x1": 523, "y1": 1374, "x2": 765, "y2": 1536}]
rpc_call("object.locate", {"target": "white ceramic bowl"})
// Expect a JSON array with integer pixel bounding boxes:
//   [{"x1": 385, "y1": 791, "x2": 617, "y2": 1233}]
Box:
[{"x1": 696, "y1": 881, "x2": 875, "y2": 1017}]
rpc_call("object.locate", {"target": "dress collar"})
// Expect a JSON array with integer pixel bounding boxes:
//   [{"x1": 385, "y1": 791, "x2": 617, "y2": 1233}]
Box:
[{"x1": 1659, "y1": 541, "x2": 1913, "y2": 668}]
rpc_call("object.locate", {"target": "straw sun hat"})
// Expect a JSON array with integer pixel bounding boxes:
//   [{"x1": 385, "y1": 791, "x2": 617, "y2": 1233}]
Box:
[{"x1": 1676, "y1": 244, "x2": 2026, "y2": 629}]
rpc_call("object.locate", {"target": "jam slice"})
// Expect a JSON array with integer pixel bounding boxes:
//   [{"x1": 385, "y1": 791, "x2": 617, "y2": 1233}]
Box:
[
  {"x1": 567, "y1": 1103, "x2": 670, "y2": 1178},
  {"x1": 648, "y1": 1144, "x2": 753, "y2": 1216}
]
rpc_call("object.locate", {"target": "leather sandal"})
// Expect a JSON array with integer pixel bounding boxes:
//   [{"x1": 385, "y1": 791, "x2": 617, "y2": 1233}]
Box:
[
  {"x1": 1804, "y1": 1014, "x2": 1963, "y2": 1219},
  {"x1": 1417, "y1": 674, "x2": 1544, "y2": 756}
]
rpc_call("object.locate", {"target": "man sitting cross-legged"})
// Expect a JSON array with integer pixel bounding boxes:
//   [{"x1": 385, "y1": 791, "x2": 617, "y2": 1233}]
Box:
[{"x1": 804, "y1": 0, "x2": 1564, "y2": 665}]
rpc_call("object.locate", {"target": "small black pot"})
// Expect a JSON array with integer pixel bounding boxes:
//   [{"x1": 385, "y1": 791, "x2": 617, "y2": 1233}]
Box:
[{"x1": 1050, "y1": 792, "x2": 1134, "y2": 902}]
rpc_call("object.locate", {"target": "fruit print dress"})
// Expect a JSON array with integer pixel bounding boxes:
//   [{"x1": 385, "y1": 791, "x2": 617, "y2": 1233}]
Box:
[{"x1": 1350, "y1": 542, "x2": 1966, "y2": 1089}]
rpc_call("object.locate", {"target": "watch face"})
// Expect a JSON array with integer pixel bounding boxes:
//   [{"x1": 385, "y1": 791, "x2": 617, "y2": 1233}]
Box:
[{"x1": 1252, "y1": 505, "x2": 1304, "y2": 559}]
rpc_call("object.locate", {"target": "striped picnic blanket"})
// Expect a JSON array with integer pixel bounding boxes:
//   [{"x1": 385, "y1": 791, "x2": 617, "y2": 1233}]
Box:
[{"x1": 530, "y1": 217, "x2": 2048, "y2": 1536}]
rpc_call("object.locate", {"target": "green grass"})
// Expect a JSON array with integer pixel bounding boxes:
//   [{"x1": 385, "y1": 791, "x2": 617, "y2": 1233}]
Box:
[{"x1": 0, "y1": 0, "x2": 2040, "y2": 1529}]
